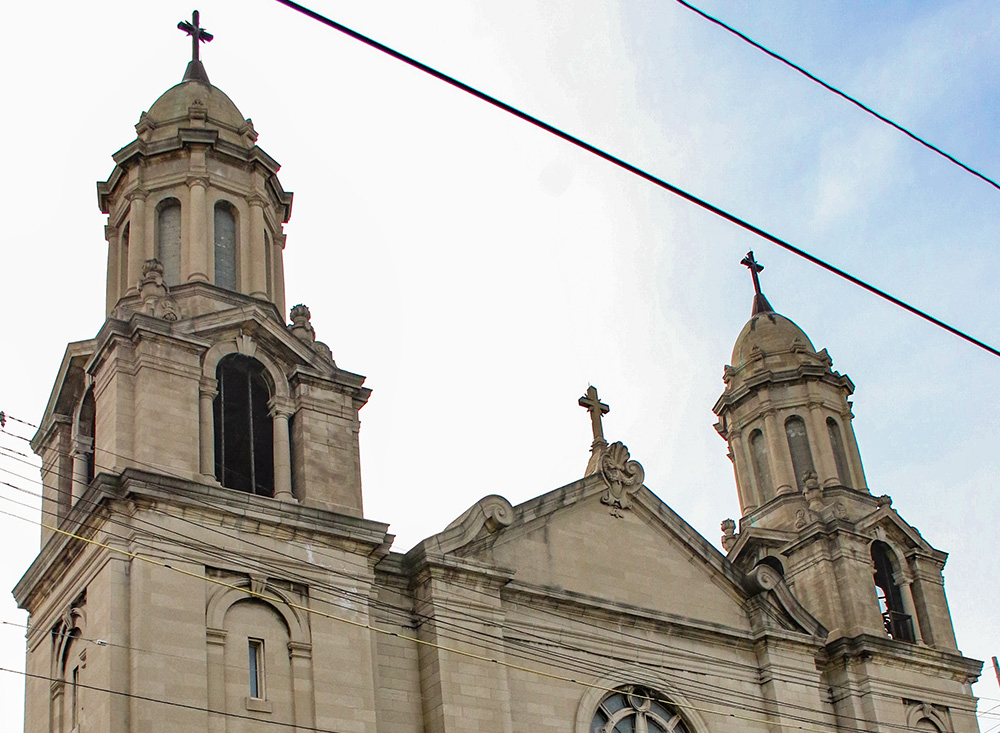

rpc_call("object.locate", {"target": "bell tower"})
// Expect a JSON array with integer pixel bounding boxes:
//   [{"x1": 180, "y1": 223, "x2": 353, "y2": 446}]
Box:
[
  {"x1": 713, "y1": 253, "x2": 982, "y2": 731},
  {"x1": 16, "y1": 18, "x2": 391, "y2": 733}
]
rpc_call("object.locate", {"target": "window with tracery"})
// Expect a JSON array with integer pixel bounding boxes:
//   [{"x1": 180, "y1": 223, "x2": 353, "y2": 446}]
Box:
[{"x1": 591, "y1": 686, "x2": 690, "y2": 733}]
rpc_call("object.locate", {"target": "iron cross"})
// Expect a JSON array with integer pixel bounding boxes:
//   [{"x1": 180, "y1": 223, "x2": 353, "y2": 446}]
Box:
[
  {"x1": 741, "y1": 250, "x2": 764, "y2": 298},
  {"x1": 578, "y1": 386, "x2": 609, "y2": 443},
  {"x1": 178, "y1": 10, "x2": 214, "y2": 62}
]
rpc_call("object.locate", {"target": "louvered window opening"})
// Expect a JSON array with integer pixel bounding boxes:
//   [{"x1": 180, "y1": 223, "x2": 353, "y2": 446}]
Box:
[
  {"x1": 157, "y1": 200, "x2": 182, "y2": 286},
  {"x1": 215, "y1": 203, "x2": 237, "y2": 290}
]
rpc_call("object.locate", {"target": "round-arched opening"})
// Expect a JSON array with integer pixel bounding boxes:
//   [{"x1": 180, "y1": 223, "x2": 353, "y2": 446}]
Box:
[
  {"x1": 871, "y1": 540, "x2": 915, "y2": 642},
  {"x1": 213, "y1": 354, "x2": 274, "y2": 496},
  {"x1": 214, "y1": 201, "x2": 238, "y2": 290},
  {"x1": 156, "y1": 197, "x2": 182, "y2": 286},
  {"x1": 591, "y1": 686, "x2": 691, "y2": 733}
]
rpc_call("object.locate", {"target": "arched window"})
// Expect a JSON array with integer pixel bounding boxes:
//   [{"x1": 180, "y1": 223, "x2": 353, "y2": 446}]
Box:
[
  {"x1": 223, "y1": 600, "x2": 294, "y2": 719},
  {"x1": 79, "y1": 388, "x2": 96, "y2": 485},
  {"x1": 749, "y1": 429, "x2": 772, "y2": 498},
  {"x1": 215, "y1": 202, "x2": 237, "y2": 290},
  {"x1": 784, "y1": 416, "x2": 815, "y2": 491},
  {"x1": 871, "y1": 541, "x2": 915, "y2": 642},
  {"x1": 156, "y1": 198, "x2": 182, "y2": 286},
  {"x1": 119, "y1": 222, "x2": 130, "y2": 296},
  {"x1": 213, "y1": 355, "x2": 274, "y2": 496},
  {"x1": 915, "y1": 721, "x2": 941, "y2": 732},
  {"x1": 826, "y1": 417, "x2": 852, "y2": 487},
  {"x1": 591, "y1": 686, "x2": 690, "y2": 733}
]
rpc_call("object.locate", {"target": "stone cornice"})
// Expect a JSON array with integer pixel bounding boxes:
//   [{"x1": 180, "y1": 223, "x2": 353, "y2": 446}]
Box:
[
  {"x1": 714, "y1": 365, "x2": 855, "y2": 415},
  {"x1": 824, "y1": 633, "x2": 983, "y2": 685}
]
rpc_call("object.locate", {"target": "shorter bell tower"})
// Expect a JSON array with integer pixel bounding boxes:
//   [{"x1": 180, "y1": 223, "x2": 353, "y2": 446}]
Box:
[{"x1": 713, "y1": 252, "x2": 981, "y2": 732}]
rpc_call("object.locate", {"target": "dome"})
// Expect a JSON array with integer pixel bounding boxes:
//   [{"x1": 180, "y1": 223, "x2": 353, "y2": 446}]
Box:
[
  {"x1": 146, "y1": 78, "x2": 247, "y2": 131},
  {"x1": 731, "y1": 311, "x2": 815, "y2": 369}
]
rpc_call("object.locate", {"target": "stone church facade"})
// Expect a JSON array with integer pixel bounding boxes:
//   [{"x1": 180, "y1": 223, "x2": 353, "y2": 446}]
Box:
[{"x1": 14, "y1": 27, "x2": 983, "y2": 733}]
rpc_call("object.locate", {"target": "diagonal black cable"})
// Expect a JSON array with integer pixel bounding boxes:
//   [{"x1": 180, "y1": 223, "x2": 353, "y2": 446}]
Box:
[
  {"x1": 673, "y1": 0, "x2": 1000, "y2": 193},
  {"x1": 272, "y1": 0, "x2": 1000, "y2": 359}
]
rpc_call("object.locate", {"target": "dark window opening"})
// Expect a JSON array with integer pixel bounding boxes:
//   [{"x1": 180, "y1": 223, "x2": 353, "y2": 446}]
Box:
[
  {"x1": 214, "y1": 355, "x2": 273, "y2": 497},
  {"x1": 872, "y1": 541, "x2": 915, "y2": 642},
  {"x1": 80, "y1": 388, "x2": 96, "y2": 485},
  {"x1": 784, "y1": 416, "x2": 816, "y2": 491},
  {"x1": 119, "y1": 222, "x2": 130, "y2": 296}
]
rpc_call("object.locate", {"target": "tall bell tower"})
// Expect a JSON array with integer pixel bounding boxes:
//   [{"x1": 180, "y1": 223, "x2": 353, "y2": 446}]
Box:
[
  {"x1": 15, "y1": 15, "x2": 390, "y2": 733},
  {"x1": 713, "y1": 253, "x2": 982, "y2": 732}
]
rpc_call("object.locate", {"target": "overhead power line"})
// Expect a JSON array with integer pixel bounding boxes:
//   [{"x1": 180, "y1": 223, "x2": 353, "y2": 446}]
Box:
[
  {"x1": 272, "y1": 0, "x2": 1000, "y2": 360},
  {"x1": 673, "y1": 0, "x2": 1000, "y2": 194}
]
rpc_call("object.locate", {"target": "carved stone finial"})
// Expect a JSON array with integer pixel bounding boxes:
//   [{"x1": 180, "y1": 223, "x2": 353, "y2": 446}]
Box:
[
  {"x1": 289, "y1": 303, "x2": 316, "y2": 345},
  {"x1": 138, "y1": 258, "x2": 180, "y2": 321},
  {"x1": 599, "y1": 441, "x2": 644, "y2": 518},
  {"x1": 803, "y1": 470, "x2": 824, "y2": 513},
  {"x1": 876, "y1": 494, "x2": 893, "y2": 509},
  {"x1": 721, "y1": 518, "x2": 738, "y2": 551}
]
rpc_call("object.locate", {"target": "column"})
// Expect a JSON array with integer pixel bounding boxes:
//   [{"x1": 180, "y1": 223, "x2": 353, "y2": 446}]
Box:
[
  {"x1": 900, "y1": 580, "x2": 925, "y2": 644},
  {"x1": 288, "y1": 642, "x2": 316, "y2": 729},
  {"x1": 248, "y1": 196, "x2": 268, "y2": 299},
  {"x1": 274, "y1": 234, "x2": 287, "y2": 316},
  {"x1": 728, "y1": 431, "x2": 757, "y2": 512},
  {"x1": 199, "y1": 377, "x2": 218, "y2": 479},
  {"x1": 71, "y1": 440, "x2": 90, "y2": 504},
  {"x1": 188, "y1": 177, "x2": 210, "y2": 282},
  {"x1": 206, "y1": 628, "x2": 227, "y2": 733},
  {"x1": 807, "y1": 402, "x2": 840, "y2": 487},
  {"x1": 126, "y1": 191, "x2": 148, "y2": 294},
  {"x1": 269, "y1": 400, "x2": 294, "y2": 501},
  {"x1": 841, "y1": 406, "x2": 869, "y2": 490},
  {"x1": 105, "y1": 224, "x2": 119, "y2": 314},
  {"x1": 762, "y1": 408, "x2": 795, "y2": 494}
]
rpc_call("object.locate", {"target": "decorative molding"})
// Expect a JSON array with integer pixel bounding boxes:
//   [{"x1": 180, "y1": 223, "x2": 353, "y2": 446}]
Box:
[
  {"x1": 599, "y1": 442, "x2": 645, "y2": 517},
  {"x1": 235, "y1": 332, "x2": 257, "y2": 358}
]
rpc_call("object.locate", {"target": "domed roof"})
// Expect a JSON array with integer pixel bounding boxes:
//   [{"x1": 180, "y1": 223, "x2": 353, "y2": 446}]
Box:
[
  {"x1": 147, "y1": 78, "x2": 247, "y2": 130},
  {"x1": 731, "y1": 311, "x2": 816, "y2": 369}
]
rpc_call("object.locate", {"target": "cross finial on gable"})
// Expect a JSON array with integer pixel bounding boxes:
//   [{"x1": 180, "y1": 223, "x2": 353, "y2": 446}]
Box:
[
  {"x1": 579, "y1": 386, "x2": 610, "y2": 475},
  {"x1": 178, "y1": 10, "x2": 214, "y2": 83},
  {"x1": 740, "y1": 250, "x2": 774, "y2": 315}
]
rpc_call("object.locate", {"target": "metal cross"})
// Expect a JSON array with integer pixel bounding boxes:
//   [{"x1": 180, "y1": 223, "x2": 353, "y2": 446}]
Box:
[
  {"x1": 741, "y1": 250, "x2": 764, "y2": 298},
  {"x1": 178, "y1": 10, "x2": 213, "y2": 62},
  {"x1": 578, "y1": 386, "x2": 609, "y2": 444}
]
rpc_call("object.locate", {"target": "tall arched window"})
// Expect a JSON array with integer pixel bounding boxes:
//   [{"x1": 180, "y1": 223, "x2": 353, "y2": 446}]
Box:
[
  {"x1": 749, "y1": 429, "x2": 772, "y2": 498},
  {"x1": 215, "y1": 202, "x2": 237, "y2": 290},
  {"x1": 871, "y1": 541, "x2": 915, "y2": 642},
  {"x1": 827, "y1": 417, "x2": 852, "y2": 487},
  {"x1": 156, "y1": 198, "x2": 182, "y2": 286},
  {"x1": 591, "y1": 686, "x2": 690, "y2": 733},
  {"x1": 214, "y1": 355, "x2": 274, "y2": 496},
  {"x1": 784, "y1": 416, "x2": 815, "y2": 491},
  {"x1": 79, "y1": 388, "x2": 96, "y2": 485},
  {"x1": 119, "y1": 222, "x2": 130, "y2": 296}
]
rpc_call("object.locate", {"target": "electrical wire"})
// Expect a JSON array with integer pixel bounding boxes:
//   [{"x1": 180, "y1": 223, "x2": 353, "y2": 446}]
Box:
[
  {"x1": 272, "y1": 0, "x2": 1000, "y2": 360},
  {"x1": 3, "y1": 415, "x2": 994, "y2": 718},
  {"x1": 1, "y1": 424, "x2": 992, "y2": 732},
  {"x1": 672, "y1": 0, "x2": 1000, "y2": 193}
]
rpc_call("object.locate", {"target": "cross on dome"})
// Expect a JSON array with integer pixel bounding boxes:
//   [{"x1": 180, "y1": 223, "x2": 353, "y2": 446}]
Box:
[
  {"x1": 178, "y1": 10, "x2": 214, "y2": 83},
  {"x1": 740, "y1": 250, "x2": 774, "y2": 315}
]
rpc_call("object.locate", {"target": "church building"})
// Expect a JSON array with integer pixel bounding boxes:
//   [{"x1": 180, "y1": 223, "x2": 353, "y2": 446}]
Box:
[{"x1": 14, "y1": 14, "x2": 983, "y2": 733}]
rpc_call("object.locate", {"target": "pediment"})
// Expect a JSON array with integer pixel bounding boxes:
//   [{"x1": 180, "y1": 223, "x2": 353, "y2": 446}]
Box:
[
  {"x1": 31, "y1": 339, "x2": 96, "y2": 450},
  {"x1": 856, "y1": 504, "x2": 944, "y2": 561}
]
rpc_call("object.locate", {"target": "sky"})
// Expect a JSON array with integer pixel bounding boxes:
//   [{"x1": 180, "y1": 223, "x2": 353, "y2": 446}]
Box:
[{"x1": 1, "y1": 0, "x2": 998, "y2": 730}]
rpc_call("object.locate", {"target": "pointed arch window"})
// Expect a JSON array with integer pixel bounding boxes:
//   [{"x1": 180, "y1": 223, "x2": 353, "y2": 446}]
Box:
[
  {"x1": 827, "y1": 417, "x2": 852, "y2": 487},
  {"x1": 215, "y1": 202, "x2": 237, "y2": 290},
  {"x1": 156, "y1": 198, "x2": 182, "y2": 286},
  {"x1": 213, "y1": 355, "x2": 274, "y2": 496},
  {"x1": 871, "y1": 541, "x2": 915, "y2": 642},
  {"x1": 591, "y1": 686, "x2": 690, "y2": 733},
  {"x1": 748, "y1": 429, "x2": 772, "y2": 499},
  {"x1": 784, "y1": 416, "x2": 815, "y2": 491}
]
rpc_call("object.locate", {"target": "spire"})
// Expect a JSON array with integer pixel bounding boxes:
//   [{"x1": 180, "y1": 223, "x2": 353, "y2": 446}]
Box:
[
  {"x1": 740, "y1": 250, "x2": 773, "y2": 315},
  {"x1": 178, "y1": 10, "x2": 213, "y2": 83}
]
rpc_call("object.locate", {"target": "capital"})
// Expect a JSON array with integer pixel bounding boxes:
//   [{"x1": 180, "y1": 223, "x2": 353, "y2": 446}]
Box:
[
  {"x1": 186, "y1": 175, "x2": 209, "y2": 189},
  {"x1": 125, "y1": 188, "x2": 149, "y2": 202},
  {"x1": 268, "y1": 397, "x2": 295, "y2": 420}
]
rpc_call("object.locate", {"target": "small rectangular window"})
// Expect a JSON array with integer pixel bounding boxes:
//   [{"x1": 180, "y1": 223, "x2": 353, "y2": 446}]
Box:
[{"x1": 248, "y1": 638, "x2": 264, "y2": 699}]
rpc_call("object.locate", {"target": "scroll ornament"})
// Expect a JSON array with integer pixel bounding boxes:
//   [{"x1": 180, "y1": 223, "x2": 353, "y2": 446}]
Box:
[{"x1": 599, "y1": 441, "x2": 645, "y2": 517}]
